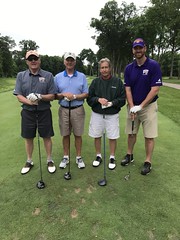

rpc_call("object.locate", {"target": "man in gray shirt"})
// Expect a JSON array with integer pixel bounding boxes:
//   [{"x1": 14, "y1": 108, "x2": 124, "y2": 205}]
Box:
[{"x1": 14, "y1": 50, "x2": 56, "y2": 175}]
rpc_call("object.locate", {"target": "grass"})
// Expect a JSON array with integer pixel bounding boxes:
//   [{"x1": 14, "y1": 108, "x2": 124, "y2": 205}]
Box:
[{"x1": 0, "y1": 78, "x2": 180, "y2": 240}]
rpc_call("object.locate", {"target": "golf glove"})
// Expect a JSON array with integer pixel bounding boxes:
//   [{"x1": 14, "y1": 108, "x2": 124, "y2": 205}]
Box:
[
  {"x1": 26, "y1": 93, "x2": 42, "y2": 102},
  {"x1": 130, "y1": 105, "x2": 142, "y2": 113},
  {"x1": 102, "y1": 102, "x2": 112, "y2": 109},
  {"x1": 34, "y1": 93, "x2": 42, "y2": 100},
  {"x1": 64, "y1": 97, "x2": 70, "y2": 101}
]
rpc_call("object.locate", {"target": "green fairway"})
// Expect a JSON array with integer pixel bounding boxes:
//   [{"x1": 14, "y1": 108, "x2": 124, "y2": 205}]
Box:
[{"x1": 0, "y1": 83, "x2": 179, "y2": 240}]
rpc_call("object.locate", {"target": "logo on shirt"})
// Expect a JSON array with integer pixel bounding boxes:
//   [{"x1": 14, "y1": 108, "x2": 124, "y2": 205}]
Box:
[
  {"x1": 39, "y1": 77, "x2": 46, "y2": 83},
  {"x1": 111, "y1": 86, "x2": 116, "y2": 89},
  {"x1": 156, "y1": 79, "x2": 162, "y2": 84},
  {"x1": 143, "y1": 69, "x2": 149, "y2": 75}
]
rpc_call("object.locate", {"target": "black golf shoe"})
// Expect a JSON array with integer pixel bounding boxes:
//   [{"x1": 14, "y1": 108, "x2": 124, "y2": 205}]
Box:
[
  {"x1": 121, "y1": 154, "x2": 134, "y2": 166},
  {"x1": 92, "y1": 156, "x2": 102, "y2": 167},
  {"x1": 141, "y1": 162, "x2": 152, "y2": 175}
]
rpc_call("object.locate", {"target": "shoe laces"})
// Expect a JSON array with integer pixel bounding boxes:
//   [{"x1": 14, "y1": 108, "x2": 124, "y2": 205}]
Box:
[
  {"x1": 62, "y1": 158, "x2": 68, "y2": 163},
  {"x1": 77, "y1": 157, "x2": 83, "y2": 163},
  {"x1": 48, "y1": 161, "x2": 54, "y2": 167},
  {"x1": 109, "y1": 158, "x2": 115, "y2": 163}
]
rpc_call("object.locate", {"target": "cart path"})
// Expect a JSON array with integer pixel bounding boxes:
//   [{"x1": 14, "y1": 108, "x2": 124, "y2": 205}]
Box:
[{"x1": 163, "y1": 82, "x2": 180, "y2": 89}]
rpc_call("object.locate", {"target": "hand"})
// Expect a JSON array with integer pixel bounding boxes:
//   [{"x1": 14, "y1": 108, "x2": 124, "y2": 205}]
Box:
[
  {"x1": 130, "y1": 105, "x2": 142, "y2": 113},
  {"x1": 27, "y1": 93, "x2": 42, "y2": 102},
  {"x1": 64, "y1": 97, "x2": 70, "y2": 101},
  {"x1": 26, "y1": 93, "x2": 38, "y2": 102},
  {"x1": 35, "y1": 93, "x2": 42, "y2": 100},
  {"x1": 102, "y1": 102, "x2": 112, "y2": 109}
]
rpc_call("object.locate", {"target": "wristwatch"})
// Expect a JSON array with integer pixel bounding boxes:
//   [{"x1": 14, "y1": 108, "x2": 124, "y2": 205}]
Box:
[{"x1": 73, "y1": 94, "x2": 76, "y2": 99}]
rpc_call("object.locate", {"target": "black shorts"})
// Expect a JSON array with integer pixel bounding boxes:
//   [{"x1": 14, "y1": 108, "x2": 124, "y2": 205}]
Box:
[{"x1": 21, "y1": 109, "x2": 54, "y2": 138}]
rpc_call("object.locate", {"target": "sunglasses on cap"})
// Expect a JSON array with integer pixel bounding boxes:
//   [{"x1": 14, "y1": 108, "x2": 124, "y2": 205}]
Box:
[{"x1": 26, "y1": 55, "x2": 39, "y2": 61}]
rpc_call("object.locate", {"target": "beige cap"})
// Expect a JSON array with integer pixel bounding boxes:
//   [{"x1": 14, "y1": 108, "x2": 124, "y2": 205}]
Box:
[
  {"x1": 25, "y1": 50, "x2": 39, "y2": 59},
  {"x1": 64, "y1": 52, "x2": 76, "y2": 60}
]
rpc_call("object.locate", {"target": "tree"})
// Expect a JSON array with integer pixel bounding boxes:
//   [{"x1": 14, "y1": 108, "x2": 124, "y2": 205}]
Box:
[
  {"x1": 0, "y1": 34, "x2": 15, "y2": 77},
  {"x1": 90, "y1": 1, "x2": 138, "y2": 76},
  {"x1": 79, "y1": 49, "x2": 97, "y2": 76}
]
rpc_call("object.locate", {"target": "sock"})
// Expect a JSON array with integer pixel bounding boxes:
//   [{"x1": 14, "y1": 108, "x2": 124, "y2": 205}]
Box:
[
  {"x1": 47, "y1": 159, "x2": 53, "y2": 163},
  {"x1": 27, "y1": 159, "x2": 32, "y2": 163},
  {"x1": 110, "y1": 155, "x2": 115, "y2": 160},
  {"x1": 64, "y1": 155, "x2": 69, "y2": 160},
  {"x1": 76, "y1": 156, "x2": 81, "y2": 160},
  {"x1": 97, "y1": 154, "x2": 102, "y2": 158}
]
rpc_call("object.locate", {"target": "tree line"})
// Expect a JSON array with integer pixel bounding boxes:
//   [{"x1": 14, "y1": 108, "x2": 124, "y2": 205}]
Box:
[{"x1": 0, "y1": 0, "x2": 179, "y2": 78}]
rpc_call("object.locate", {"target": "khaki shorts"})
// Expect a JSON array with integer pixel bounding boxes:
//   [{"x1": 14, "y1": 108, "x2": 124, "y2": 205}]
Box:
[
  {"x1": 58, "y1": 105, "x2": 85, "y2": 136},
  {"x1": 125, "y1": 101, "x2": 158, "y2": 138}
]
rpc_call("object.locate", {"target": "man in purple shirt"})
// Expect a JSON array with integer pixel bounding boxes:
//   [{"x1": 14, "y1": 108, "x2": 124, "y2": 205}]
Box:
[{"x1": 121, "y1": 38, "x2": 162, "y2": 175}]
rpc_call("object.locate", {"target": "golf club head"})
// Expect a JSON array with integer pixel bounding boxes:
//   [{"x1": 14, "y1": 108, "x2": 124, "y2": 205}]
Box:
[
  {"x1": 36, "y1": 180, "x2": 45, "y2": 189},
  {"x1": 98, "y1": 179, "x2": 107, "y2": 186},
  {"x1": 64, "y1": 172, "x2": 71, "y2": 180}
]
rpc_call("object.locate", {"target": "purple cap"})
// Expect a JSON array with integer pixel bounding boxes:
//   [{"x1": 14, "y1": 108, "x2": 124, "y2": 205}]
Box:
[{"x1": 132, "y1": 38, "x2": 145, "y2": 48}]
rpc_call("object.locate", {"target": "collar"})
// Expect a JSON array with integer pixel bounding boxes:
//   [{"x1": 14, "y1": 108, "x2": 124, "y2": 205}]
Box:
[
  {"x1": 28, "y1": 68, "x2": 42, "y2": 76},
  {"x1": 63, "y1": 70, "x2": 77, "y2": 77},
  {"x1": 100, "y1": 75, "x2": 112, "y2": 80},
  {"x1": 134, "y1": 57, "x2": 148, "y2": 67}
]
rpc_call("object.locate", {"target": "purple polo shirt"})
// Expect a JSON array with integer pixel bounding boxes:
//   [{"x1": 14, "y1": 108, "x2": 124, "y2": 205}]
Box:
[{"x1": 124, "y1": 57, "x2": 162, "y2": 105}]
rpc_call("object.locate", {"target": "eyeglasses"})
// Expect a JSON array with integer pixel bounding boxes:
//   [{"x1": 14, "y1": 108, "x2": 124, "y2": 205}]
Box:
[{"x1": 26, "y1": 56, "x2": 39, "y2": 61}]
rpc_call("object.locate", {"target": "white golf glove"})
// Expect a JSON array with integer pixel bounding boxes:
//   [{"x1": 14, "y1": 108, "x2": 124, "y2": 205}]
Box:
[
  {"x1": 27, "y1": 93, "x2": 42, "y2": 102},
  {"x1": 130, "y1": 105, "x2": 142, "y2": 113},
  {"x1": 35, "y1": 93, "x2": 42, "y2": 100},
  {"x1": 102, "y1": 102, "x2": 112, "y2": 109},
  {"x1": 64, "y1": 97, "x2": 70, "y2": 101}
]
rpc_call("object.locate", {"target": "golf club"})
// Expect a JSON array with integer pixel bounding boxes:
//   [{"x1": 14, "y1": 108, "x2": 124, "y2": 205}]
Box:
[
  {"x1": 36, "y1": 111, "x2": 45, "y2": 189},
  {"x1": 98, "y1": 115, "x2": 107, "y2": 186},
  {"x1": 64, "y1": 100, "x2": 71, "y2": 180},
  {"x1": 124, "y1": 114, "x2": 135, "y2": 181}
]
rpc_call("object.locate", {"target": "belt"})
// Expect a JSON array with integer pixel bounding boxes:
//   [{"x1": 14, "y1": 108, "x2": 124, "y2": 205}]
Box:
[{"x1": 61, "y1": 104, "x2": 83, "y2": 110}]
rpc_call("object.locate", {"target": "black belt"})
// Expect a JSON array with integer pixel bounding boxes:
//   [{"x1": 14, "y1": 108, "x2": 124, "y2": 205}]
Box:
[{"x1": 61, "y1": 104, "x2": 82, "y2": 110}]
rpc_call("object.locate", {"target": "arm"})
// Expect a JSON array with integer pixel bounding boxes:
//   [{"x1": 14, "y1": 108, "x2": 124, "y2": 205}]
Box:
[
  {"x1": 86, "y1": 79, "x2": 99, "y2": 107},
  {"x1": 140, "y1": 86, "x2": 160, "y2": 108}
]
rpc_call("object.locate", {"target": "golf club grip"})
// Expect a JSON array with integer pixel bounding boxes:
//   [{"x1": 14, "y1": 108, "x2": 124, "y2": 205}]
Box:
[{"x1": 132, "y1": 120, "x2": 134, "y2": 132}]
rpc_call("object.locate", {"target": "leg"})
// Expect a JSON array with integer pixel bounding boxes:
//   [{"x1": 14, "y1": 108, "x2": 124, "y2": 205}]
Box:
[
  {"x1": 43, "y1": 137, "x2": 52, "y2": 160},
  {"x1": 63, "y1": 135, "x2": 70, "y2": 156},
  {"x1": 144, "y1": 137, "x2": 154, "y2": 163},
  {"x1": 108, "y1": 139, "x2": 117, "y2": 170},
  {"x1": 74, "y1": 135, "x2": 82, "y2": 156},
  {"x1": 109, "y1": 139, "x2": 116, "y2": 156},
  {"x1": 95, "y1": 137, "x2": 101, "y2": 154},
  {"x1": 25, "y1": 138, "x2": 34, "y2": 160},
  {"x1": 121, "y1": 134, "x2": 137, "y2": 166},
  {"x1": 21, "y1": 138, "x2": 34, "y2": 174},
  {"x1": 127, "y1": 134, "x2": 137, "y2": 154},
  {"x1": 141, "y1": 137, "x2": 154, "y2": 175}
]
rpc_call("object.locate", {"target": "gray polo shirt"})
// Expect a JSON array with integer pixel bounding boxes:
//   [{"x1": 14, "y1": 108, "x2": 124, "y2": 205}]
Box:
[{"x1": 13, "y1": 69, "x2": 56, "y2": 111}]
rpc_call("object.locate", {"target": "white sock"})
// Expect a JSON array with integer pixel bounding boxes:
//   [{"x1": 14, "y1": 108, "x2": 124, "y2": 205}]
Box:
[
  {"x1": 64, "y1": 155, "x2": 69, "y2": 160},
  {"x1": 97, "y1": 154, "x2": 102, "y2": 158},
  {"x1": 76, "y1": 156, "x2": 81, "y2": 160},
  {"x1": 110, "y1": 155, "x2": 115, "y2": 160}
]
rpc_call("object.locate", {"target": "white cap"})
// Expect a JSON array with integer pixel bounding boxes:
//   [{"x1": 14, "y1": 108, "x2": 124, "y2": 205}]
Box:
[{"x1": 64, "y1": 52, "x2": 76, "y2": 60}]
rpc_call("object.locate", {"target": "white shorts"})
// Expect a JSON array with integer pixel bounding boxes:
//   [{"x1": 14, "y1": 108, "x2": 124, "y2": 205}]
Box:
[{"x1": 88, "y1": 111, "x2": 119, "y2": 139}]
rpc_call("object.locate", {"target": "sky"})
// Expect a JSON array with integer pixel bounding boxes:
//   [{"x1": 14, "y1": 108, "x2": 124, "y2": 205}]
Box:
[{"x1": 0, "y1": 0, "x2": 150, "y2": 57}]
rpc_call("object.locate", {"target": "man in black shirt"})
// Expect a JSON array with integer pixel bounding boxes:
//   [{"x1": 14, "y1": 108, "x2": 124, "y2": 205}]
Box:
[{"x1": 87, "y1": 58, "x2": 126, "y2": 170}]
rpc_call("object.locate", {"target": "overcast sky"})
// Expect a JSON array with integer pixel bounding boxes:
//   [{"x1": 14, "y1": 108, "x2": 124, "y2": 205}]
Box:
[{"x1": 1, "y1": 0, "x2": 150, "y2": 57}]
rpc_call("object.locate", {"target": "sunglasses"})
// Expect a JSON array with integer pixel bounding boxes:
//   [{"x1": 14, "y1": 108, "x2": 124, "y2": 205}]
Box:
[{"x1": 26, "y1": 56, "x2": 39, "y2": 61}]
